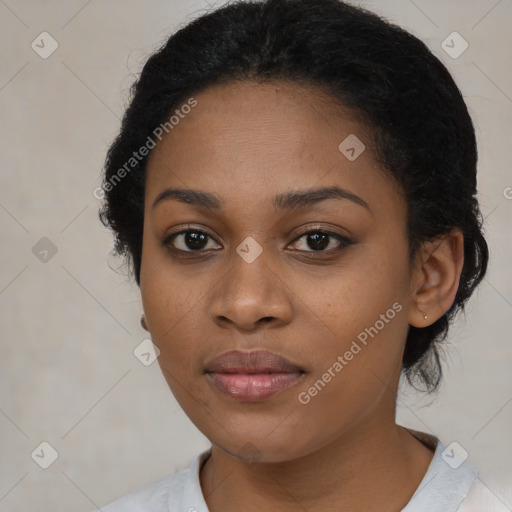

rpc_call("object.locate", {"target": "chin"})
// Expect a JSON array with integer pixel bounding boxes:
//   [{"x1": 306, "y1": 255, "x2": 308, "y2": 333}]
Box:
[{"x1": 207, "y1": 425, "x2": 317, "y2": 465}]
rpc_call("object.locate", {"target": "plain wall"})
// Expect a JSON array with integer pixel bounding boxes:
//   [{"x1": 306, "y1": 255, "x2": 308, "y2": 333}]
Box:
[{"x1": 0, "y1": 0, "x2": 511, "y2": 510}]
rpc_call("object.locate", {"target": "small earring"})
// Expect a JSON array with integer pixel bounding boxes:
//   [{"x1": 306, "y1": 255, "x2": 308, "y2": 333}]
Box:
[
  {"x1": 420, "y1": 310, "x2": 428, "y2": 321},
  {"x1": 140, "y1": 314, "x2": 148, "y2": 331}
]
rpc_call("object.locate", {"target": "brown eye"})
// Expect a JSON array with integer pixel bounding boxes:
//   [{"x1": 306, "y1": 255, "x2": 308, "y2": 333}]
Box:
[
  {"x1": 163, "y1": 229, "x2": 221, "y2": 252},
  {"x1": 290, "y1": 230, "x2": 352, "y2": 252}
]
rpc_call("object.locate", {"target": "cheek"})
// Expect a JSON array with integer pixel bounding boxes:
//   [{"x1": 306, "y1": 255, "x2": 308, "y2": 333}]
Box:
[
  {"x1": 291, "y1": 239, "x2": 411, "y2": 390},
  {"x1": 292, "y1": 240, "x2": 409, "y2": 336},
  {"x1": 142, "y1": 268, "x2": 208, "y2": 407},
  {"x1": 297, "y1": 283, "x2": 407, "y2": 392},
  {"x1": 291, "y1": 295, "x2": 408, "y2": 451},
  {"x1": 140, "y1": 241, "x2": 200, "y2": 363}
]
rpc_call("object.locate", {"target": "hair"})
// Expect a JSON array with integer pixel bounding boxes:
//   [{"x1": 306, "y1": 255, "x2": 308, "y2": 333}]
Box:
[{"x1": 98, "y1": 0, "x2": 488, "y2": 392}]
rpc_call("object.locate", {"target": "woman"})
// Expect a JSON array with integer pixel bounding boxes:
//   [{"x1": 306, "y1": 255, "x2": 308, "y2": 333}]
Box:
[{"x1": 95, "y1": 0, "x2": 493, "y2": 510}]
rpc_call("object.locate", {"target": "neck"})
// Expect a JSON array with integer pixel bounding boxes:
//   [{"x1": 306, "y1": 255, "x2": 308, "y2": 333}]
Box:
[{"x1": 200, "y1": 415, "x2": 434, "y2": 512}]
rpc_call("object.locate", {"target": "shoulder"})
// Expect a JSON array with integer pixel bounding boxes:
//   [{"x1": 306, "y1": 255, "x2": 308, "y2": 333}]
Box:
[
  {"x1": 92, "y1": 449, "x2": 211, "y2": 512},
  {"x1": 402, "y1": 430, "x2": 479, "y2": 512},
  {"x1": 405, "y1": 430, "x2": 511, "y2": 512},
  {"x1": 457, "y1": 476, "x2": 511, "y2": 512},
  {"x1": 96, "y1": 469, "x2": 187, "y2": 512}
]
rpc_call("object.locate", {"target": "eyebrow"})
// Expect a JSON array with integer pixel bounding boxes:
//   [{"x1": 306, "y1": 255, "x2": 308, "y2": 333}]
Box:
[{"x1": 151, "y1": 185, "x2": 370, "y2": 213}]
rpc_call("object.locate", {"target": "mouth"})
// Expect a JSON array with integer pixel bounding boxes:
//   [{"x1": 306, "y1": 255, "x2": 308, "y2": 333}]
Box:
[{"x1": 204, "y1": 349, "x2": 305, "y2": 402}]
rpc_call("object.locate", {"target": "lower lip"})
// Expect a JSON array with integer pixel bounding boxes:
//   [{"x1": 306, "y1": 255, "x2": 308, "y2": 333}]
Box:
[{"x1": 207, "y1": 372, "x2": 303, "y2": 402}]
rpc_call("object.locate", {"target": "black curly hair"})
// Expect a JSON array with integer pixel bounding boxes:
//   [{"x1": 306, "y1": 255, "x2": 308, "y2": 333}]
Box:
[{"x1": 98, "y1": 0, "x2": 489, "y2": 392}]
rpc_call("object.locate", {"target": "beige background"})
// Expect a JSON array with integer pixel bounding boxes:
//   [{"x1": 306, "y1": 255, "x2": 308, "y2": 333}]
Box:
[{"x1": 0, "y1": 0, "x2": 511, "y2": 510}]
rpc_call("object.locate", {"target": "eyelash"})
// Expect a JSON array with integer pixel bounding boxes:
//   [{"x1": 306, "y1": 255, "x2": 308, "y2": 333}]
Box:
[{"x1": 162, "y1": 225, "x2": 353, "y2": 256}]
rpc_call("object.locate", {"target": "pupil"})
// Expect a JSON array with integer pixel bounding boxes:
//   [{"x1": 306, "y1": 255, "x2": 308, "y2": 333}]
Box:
[
  {"x1": 186, "y1": 232, "x2": 207, "y2": 249},
  {"x1": 182, "y1": 232, "x2": 330, "y2": 251},
  {"x1": 308, "y1": 233, "x2": 328, "y2": 251}
]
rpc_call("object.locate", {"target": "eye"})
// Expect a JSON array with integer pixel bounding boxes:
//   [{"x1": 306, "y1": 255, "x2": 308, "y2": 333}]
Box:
[
  {"x1": 289, "y1": 228, "x2": 352, "y2": 253},
  {"x1": 162, "y1": 228, "x2": 221, "y2": 252},
  {"x1": 162, "y1": 225, "x2": 352, "y2": 255}
]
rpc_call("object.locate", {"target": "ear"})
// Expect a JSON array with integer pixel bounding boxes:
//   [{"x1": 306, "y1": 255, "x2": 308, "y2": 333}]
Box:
[
  {"x1": 408, "y1": 229, "x2": 464, "y2": 327},
  {"x1": 141, "y1": 314, "x2": 150, "y2": 331}
]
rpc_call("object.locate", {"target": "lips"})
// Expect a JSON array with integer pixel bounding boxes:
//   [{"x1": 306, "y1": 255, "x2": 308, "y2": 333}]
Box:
[
  {"x1": 205, "y1": 349, "x2": 303, "y2": 374},
  {"x1": 204, "y1": 349, "x2": 305, "y2": 402}
]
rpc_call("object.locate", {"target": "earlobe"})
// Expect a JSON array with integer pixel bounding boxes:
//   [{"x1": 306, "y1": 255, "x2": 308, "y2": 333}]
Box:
[
  {"x1": 408, "y1": 229, "x2": 464, "y2": 327},
  {"x1": 141, "y1": 314, "x2": 149, "y2": 331}
]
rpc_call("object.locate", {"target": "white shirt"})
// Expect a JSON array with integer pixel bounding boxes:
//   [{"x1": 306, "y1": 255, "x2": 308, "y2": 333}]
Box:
[{"x1": 94, "y1": 432, "x2": 501, "y2": 512}]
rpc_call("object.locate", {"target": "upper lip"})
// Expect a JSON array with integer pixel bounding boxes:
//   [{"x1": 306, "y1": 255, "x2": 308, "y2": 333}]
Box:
[{"x1": 204, "y1": 349, "x2": 304, "y2": 374}]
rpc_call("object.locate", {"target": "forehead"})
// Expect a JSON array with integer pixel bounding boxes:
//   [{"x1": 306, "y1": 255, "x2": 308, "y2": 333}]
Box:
[{"x1": 144, "y1": 79, "x2": 403, "y2": 216}]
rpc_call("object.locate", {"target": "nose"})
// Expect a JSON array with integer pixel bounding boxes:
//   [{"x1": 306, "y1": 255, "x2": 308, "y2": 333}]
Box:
[{"x1": 208, "y1": 249, "x2": 294, "y2": 332}]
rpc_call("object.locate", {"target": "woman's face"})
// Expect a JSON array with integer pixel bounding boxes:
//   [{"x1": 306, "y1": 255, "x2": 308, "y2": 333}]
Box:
[{"x1": 140, "y1": 80, "x2": 416, "y2": 462}]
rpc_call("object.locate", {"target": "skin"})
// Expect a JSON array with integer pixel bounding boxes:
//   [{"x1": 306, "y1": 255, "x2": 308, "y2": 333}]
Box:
[{"x1": 139, "y1": 80, "x2": 464, "y2": 511}]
